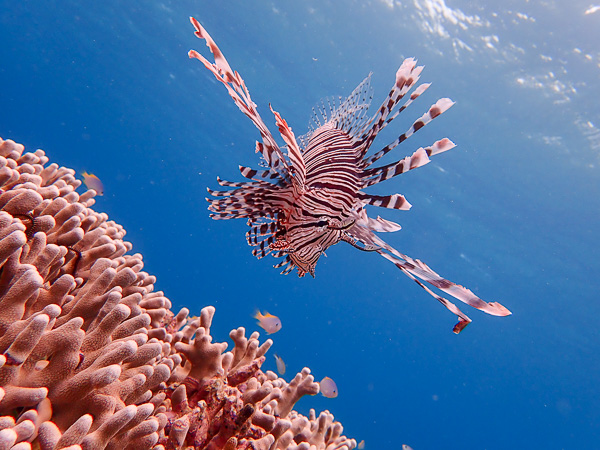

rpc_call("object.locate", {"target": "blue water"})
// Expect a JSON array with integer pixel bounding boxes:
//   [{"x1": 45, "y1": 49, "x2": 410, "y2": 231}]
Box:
[{"x1": 2, "y1": 1, "x2": 600, "y2": 449}]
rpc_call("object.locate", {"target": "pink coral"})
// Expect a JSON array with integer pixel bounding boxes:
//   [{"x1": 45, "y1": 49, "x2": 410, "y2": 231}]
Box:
[{"x1": 0, "y1": 137, "x2": 356, "y2": 450}]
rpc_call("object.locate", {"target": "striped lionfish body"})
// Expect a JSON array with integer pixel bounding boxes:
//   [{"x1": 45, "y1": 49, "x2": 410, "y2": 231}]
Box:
[{"x1": 189, "y1": 17, "x2": 511, "y2": 333}]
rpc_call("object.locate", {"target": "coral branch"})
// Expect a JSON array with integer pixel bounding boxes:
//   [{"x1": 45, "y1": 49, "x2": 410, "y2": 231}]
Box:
[{"x1": 0, "y1": 137, "x2": 356, "y2": 450}]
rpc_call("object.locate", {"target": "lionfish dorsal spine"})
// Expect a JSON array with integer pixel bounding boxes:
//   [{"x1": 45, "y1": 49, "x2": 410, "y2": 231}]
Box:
[
  {"x1": 358, "y1": 58, "x2": 424, "y2": 151},
  {"x1": 269, "y1": 105, "x2": 306, "y2": 190}
]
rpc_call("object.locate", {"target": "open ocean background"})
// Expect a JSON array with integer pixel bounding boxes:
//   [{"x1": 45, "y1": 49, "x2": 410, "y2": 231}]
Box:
[{"x1": 2, "y1": 1, "x2": 600, "y2": 449}]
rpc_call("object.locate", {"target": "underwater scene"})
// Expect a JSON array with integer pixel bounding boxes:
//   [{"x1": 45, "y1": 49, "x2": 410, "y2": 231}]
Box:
[{"x1": 1, "y1": 0, "x2": 599, "y2": 449}]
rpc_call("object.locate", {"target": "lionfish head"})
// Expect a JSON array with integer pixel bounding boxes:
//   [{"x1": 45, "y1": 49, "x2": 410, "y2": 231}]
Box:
[
  {"x1": 290, "y1": 250, "x2": 318, "y2": 278},
  {"x1": 284, "y1": 222, "x2": 341, "y2": 278}
]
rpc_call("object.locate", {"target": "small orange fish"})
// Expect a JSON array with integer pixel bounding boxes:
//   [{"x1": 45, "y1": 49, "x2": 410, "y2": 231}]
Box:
[
  {"x1": 357, "y1": 440, "x2": 365, "y2": 449},
  {"x1": 81, "y1": 171, "x2": 104, "y2": 196},
  {"x1": 254, "y1": 311, "x2": 281, "y2": 334},
  {"x1": 319, "y1": 376, "x2": 338, "y2": 398},
  {"x1": 274, "y1": 353, "x2": 286, "y2": 375}
]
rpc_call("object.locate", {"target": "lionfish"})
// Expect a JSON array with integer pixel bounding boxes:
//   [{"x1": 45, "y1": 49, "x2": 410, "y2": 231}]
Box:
[{"x1": 189, "y1": 17, "x2": 511, "y2": 333}]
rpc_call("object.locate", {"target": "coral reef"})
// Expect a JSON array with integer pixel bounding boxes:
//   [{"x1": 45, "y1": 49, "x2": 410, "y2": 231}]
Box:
[{"x1": 0, "y1": 137, "x2": 356, "y2": 450}]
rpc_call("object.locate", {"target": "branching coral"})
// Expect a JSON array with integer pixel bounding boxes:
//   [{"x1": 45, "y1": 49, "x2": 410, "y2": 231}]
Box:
[{"x1": 0, "y1": 137, "x2": 356, "y2": 450}]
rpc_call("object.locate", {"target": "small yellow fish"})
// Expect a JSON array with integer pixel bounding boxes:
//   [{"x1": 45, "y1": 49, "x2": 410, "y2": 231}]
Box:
[
  {"x1": 81, "y1": 171, "x2": 104, "y2": 196},
  {"x1": 254, "y1": 311, "x2": 281, "y2": 334},
  {"x1": 274, "y1": 353, "x2": 286, "y2": 375},
  {"x1": 319, "y1": 376, "x2": 338, "y2": 398},
  {"x1": 357, "y1": 440, "x2": 365, "y2": 449}
]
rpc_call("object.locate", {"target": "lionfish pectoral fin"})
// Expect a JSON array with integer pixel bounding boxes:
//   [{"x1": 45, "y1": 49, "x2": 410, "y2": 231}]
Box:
[
  {"x1": 358, "y1": 58, "x2": 424, "y2": 153},
  {"x1": 341, "y1": 234, "x2": 380, "y2": 252},
  {"x1": 189, "y1": 17, "x2": 292, "y2": 182},
  {"x1": 361, "y1": 139, "x2": 455, "y2": 189},
  {"x1": 189, "y1": 17, "x2": 235, "y2": 82},
  {"x1": 401, "y1": 259, "x2": 473, "y2": 334},
  {"x1": 366, "y1": 216, "x2": 402, "y2": 233},
  {"x1": 375, "y1": 248, "x2": 473, "y2": 333},
  {"x1": 358, "y1": 192, "x2": 412, "y2": 211},
  {"x1": 327, "y1": 218, "x2": 355, "y2": 231},
  {"x1": 358, "y1": 55, "x2": 455, "y2": 166},
  {"x1": 361, "y1": 231, "x2": 510, "y2": 332}
]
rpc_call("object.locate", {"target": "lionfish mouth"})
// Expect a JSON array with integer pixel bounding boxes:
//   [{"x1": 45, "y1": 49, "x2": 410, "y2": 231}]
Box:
[{"x1": 303, "y1": 270, "x2": 316, "y2": 279}]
